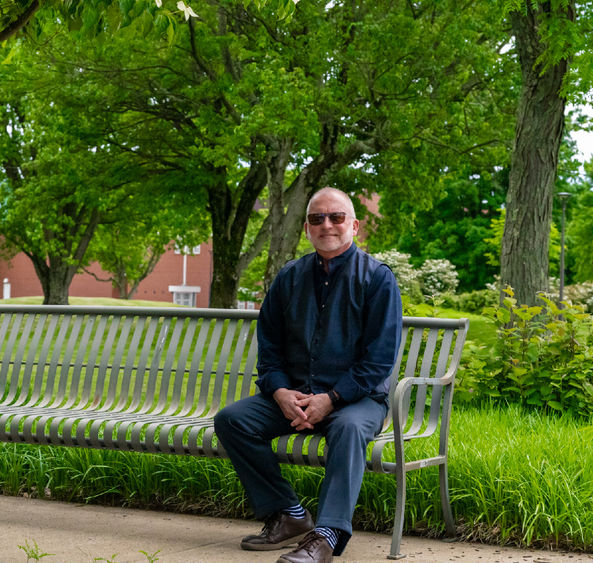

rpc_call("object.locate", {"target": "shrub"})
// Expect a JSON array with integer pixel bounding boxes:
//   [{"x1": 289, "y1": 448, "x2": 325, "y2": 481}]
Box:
[
  {"x1": 440, "y1": 289, "x2": 498, "y2": 313},
  {"x1": 564, "y1": 282, "x2": 593, "y2": 313},
  {"x1": 374, "y1": 251, "x2": 461, "y2": 303},
  {"x1": 419, "y1": 258, "x2": 459, "y2": 298},
  {"x1": 456, "y1": 287, "x2": 593, "y2": 418},
  {"x1": 458, "y1": 289, "x2": 498, "y2": 312},
  {"x1": 373, "y1": 249, "x2": 423, "y2": 302}
]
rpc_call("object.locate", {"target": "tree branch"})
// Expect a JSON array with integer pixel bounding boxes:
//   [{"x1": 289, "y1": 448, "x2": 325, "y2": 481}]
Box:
[{"x1": 0, "y1": 0, "x2": 39, "y2": 41}]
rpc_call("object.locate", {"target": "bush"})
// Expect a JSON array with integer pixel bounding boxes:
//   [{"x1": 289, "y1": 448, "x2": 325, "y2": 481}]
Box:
[
  {"x1": 419, "y1": 258, "x2": 459, "y2": 297},
  {"x1": 458, "y1": 289, "x2": 497, "y2": 312},
  {"x1": 440, "y1": 289, "x2": 498, "y2": 313},
  {"x1": 564, "y1": 282, "x2": 593, "y2": 313},
  {"x1": 456, "y1": 287, "x2": 593, "y2": 418},
  {"x1": 373, "y1": 249, "x2": 423, "y2": 302},
  {"x1": 374, "y1": 250, "x2": 461, "y2": 303}
]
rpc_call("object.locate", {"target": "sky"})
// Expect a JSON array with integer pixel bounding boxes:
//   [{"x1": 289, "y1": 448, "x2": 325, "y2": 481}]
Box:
[
  {"x1": 571, "y1": 105, "x2": 593, "y2": 167},
  {"x1": 572, "y1": 128, "x2": 593, "y2": 163}
]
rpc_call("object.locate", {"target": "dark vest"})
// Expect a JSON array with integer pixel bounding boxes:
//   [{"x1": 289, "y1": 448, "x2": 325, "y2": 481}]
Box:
[{"x1": 277, "y1": 247, "x2": 389, "y2": 395}]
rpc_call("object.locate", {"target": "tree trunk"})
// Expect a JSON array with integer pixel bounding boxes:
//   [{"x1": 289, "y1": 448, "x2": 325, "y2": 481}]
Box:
[
  {"x1": 26, "y1": 207, "x2": 101, "y2": 305},
  {"x1": 208, "y1": 163, "x2": 268, "y2": 308},
  {"x1": 29, "y1": 256, "x2": 75, "y2": 305},
  {"x1": 500, "y1": 3, "x2": 572, "y2": 306}
]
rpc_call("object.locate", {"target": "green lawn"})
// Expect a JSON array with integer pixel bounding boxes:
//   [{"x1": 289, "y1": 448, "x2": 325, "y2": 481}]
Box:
[
  {"x1": 407, "y1": 303, "x2": 497, "y2": 349},
  {"x1": 0, "y1": 296, "x2": 181, "y2": 307}
]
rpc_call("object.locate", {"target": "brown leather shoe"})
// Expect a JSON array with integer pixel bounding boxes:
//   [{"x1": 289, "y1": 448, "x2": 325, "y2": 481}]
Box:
[
  {"x1": 276, "y1": 531, "x2": 334, "y2": 563},
  {"x1": 241, "y1": 510, "x2": 315, "y2": 551}
]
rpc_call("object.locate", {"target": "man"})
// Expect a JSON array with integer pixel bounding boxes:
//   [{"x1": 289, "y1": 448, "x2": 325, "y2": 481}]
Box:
[{"x1": 214, "y1": 187, "x2": 402, "y2": 563}]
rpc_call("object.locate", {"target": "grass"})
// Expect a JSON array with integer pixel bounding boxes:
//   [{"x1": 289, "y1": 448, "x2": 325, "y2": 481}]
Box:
[
  {"x1": 1, "y1": 405, "x2": 592, "y2": 552},
  {"x1": 406, "y1": 303, "x2": 497, "y2": 349},
  {"x1": 0, "y1": 296, "x2": 182, "y2": 308}
]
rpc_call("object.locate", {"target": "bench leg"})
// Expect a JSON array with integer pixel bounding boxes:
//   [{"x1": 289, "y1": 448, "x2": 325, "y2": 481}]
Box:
[
  {"x1": 387, "y1": 467, "x2": 406, "y2": 559},
  {"x1": 439, "y1": 462, "x2": 456, "y2": 536}
]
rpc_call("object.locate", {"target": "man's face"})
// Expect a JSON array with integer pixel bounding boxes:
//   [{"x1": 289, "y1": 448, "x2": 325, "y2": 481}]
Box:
[{"x1": 304, "y1": 192, "x2": 359, "y2": 260}]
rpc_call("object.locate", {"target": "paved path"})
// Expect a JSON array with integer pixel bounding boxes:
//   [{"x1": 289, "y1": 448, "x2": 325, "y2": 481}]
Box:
[{"x1": 0, "y1": 495, "x2": 591, "y2": 562}]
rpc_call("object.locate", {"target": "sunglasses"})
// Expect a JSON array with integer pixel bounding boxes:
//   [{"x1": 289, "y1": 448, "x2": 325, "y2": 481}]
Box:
[{"x1": 307, "y1": 212, "x2": 349, "y2": 225}]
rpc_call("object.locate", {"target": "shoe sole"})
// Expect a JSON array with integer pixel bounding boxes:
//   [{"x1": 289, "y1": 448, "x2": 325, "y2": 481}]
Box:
[{"x1": 240, "y1": 531, "x2": 310, "y2": 551}]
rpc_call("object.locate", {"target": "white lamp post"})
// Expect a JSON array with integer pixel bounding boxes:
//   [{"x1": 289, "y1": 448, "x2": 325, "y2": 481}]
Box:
[{"x1": 557, "y1": 192, "x2": 572, "y2": 305}]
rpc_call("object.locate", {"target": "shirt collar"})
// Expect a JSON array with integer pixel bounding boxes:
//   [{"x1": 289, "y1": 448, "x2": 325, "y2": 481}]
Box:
[{"x1": 314, "y1": 243, "x2": 357, "y2": 275}]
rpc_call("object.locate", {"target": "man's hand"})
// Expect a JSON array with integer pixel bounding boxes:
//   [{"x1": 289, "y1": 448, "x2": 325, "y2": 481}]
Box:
[
  {"x1": 292, "y1": 393, "x2": 333, "y2": 431},
  {"x1": 273, "y1": 388, "x2": 313, "y2": 429}
]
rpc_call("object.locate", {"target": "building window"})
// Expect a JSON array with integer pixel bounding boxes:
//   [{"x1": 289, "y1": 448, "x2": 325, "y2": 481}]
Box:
[
  {"x1": 173, "y1": 291, "x2": 196, "y2": 307},
  {"x1": 174, "y1": 244, "x2": 201, "y2": 255},
  {"x1": 237, "y1": 300, "x2": 256, "y2": 310},
  {"x1": 169, "y1": 285, "x2": 201, "y2": 307}
]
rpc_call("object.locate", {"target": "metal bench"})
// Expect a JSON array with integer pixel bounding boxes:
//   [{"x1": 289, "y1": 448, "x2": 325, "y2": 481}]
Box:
[{"x1": 0, "y1": 305, "x2": 468, "y2": 559}]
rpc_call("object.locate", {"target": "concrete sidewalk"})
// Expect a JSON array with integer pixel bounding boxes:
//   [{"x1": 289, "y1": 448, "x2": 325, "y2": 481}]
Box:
[{"x1": 0, "y1": 495, "x2": 591, "y2": 563}]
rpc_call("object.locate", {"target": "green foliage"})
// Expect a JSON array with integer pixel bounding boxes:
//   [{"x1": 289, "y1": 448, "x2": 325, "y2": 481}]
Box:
[
  {"x1": 567, "y1": 188, "x2": 593, "y2": 282},
  {"x1": 382, "y1": 169, "x2": 509, "y2": 292},
  {"x1": 440, "y1": 289, "x2": 499, "y2": 314},
  {"x1": 501, "y1": 1, "x2": 593, "y2": 104},
  {"x1": 457, "y1": 287, "x2": 593, "y2": 417}
]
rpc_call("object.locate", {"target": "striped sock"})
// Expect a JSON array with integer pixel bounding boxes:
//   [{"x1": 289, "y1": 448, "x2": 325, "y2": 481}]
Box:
[
  {"x1": 314, "y1": 526, "x2": 338, "y2": 550},
  {"x1": 282, "y1": 504, "x2": 306, "y2": 519}
]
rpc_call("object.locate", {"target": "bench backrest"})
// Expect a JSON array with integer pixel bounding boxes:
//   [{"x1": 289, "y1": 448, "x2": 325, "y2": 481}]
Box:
[
  {"x1": 0, "y1": 306, "x2": 468, "y2": 430},
  {"x1": 0, "y1": 306, "x2": 259, "y2": 417}
]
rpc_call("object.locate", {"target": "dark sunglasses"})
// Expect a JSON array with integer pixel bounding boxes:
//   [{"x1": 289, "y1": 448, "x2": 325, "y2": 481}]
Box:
[{"x1": 307, "y1": 212, "x2": 349, "y2": 225}]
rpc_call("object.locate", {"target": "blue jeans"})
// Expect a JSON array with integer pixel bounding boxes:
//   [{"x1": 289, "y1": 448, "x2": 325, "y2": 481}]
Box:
[{"x1": 214, "y1": 393, "x2": 387, "y2": 554}]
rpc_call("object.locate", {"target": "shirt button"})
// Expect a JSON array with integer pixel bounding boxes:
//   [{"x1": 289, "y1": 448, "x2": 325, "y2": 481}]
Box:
[{"x1": 324, "y1": 281, "x2": 328, "y2": 286}]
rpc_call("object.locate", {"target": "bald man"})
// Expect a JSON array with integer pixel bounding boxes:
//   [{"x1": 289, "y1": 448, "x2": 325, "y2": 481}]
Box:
[{"x1": 215, "y1": 188, "x2": 402, "y2": 563}]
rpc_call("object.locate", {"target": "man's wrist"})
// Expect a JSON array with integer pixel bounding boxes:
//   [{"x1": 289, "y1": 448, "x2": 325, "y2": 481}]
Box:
[{"x1": 327, "y1": 389, "x2": 341, "y2": 406}]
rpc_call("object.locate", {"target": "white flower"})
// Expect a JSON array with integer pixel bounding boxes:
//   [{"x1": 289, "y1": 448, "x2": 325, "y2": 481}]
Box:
[
  {"x1": 155, "y1": 0, "x2": 162, "y2": 7},
  {"x1": 177, "y1": 1, "x2": 198, "y2": 20}
]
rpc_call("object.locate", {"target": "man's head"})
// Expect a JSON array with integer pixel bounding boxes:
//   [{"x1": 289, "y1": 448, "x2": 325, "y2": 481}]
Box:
[{"x1": 304, "y1": 187, "x2": 359, "y2": 260}]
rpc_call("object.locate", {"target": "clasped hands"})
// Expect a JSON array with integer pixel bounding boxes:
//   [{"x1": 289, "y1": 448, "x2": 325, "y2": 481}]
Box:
[{"x1": 272, "y1": 388, "x2": 333, "y2": 431}]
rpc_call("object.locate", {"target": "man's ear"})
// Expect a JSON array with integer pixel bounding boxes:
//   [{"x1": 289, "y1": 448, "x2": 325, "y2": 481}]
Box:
[
  {"x1": 304, "y1": 222, "x2": 311, "y2": 240},
  {"x1": 352, "y1": 219, "x2": 359, "y2": 236}
]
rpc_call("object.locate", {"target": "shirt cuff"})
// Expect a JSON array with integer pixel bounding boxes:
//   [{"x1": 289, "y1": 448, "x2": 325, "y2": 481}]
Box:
[
  {"x1": 332, "y1": 379, "x2": 365, "y2": 404},
  {"x1": 256, "y1": 371, "x2": 293, "y2": 396}
]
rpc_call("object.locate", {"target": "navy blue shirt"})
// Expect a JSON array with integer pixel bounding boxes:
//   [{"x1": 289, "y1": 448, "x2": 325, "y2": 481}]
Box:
[{"x1": 256, "y1": 243, "x2": 402, "y2": 404}]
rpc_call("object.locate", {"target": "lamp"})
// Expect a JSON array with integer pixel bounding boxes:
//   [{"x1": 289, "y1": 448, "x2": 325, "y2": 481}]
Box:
[{"x1": 557, "y1": 192, "x2": 572, "y2": 305}]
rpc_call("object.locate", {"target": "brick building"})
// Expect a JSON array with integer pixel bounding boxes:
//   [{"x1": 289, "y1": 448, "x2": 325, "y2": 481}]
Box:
[{"x1": 0, "y1": 242, "x2": 213, "y2": 308}]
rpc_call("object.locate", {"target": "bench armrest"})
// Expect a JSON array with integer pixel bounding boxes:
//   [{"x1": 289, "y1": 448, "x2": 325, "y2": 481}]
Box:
[{"x1": 391, "y1": 373, "x2": 455, "y2": 440}]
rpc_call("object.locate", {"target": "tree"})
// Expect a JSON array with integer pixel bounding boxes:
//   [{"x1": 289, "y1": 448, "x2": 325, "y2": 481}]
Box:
[
  {"x1": 48, "y1": 0, "x2": 522, "y2": 307},
  {"x1": 0, "y1": 0, "x2": 295, "y2": 41},
  {"x1": 500, "y1": 0, "x2": 593, "y2": 306},
  {"x1": 0, "y1": 0, "x2": 39, "y2": 41},
  {"x1": 0, "y1": 37, "x2": 208, "y2": 304},
  {"x1": 87, "y1": 196, "x2": 208, "y2": 299},
  {"x1": 0, "y1": 59, "x2": 144, "y2": 304},
  {"x1": 362, "y1": 1, "x2": 519, "y2": 265}
]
